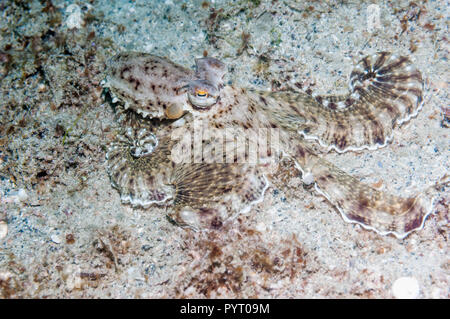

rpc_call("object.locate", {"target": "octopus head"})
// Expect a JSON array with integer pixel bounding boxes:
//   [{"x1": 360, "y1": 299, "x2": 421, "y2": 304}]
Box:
[
  {"x1": 159, "y1": 58, "x2": 226, "y2": 119},
  {"x1": 159, "y1": 78, "x2": 221, "y2": 119},
  {"x1": 105, "y1": 53, "x2": 227, "y2": 121},
  {"x1": 163, "y1": 57, "x2": 227, "y2": 119}
]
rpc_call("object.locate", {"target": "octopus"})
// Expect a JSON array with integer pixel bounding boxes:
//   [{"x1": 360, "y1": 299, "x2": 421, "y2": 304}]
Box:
[{"x1": 101, "y1": 51, "x2": 438, "y2": 239}]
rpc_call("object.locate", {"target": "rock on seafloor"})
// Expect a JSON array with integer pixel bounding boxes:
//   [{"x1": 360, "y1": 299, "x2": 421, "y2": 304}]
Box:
[
  {"x1": 0, "y1": 221, "x2": 7, "y2": 240},
  {"x1": 392, "y1": 277, "x2": 420, "y2": 299}
]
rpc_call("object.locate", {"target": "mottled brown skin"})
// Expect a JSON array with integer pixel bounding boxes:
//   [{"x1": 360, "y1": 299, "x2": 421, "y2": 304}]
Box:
[
  {"x1": 104, "y1": 51, "x2": 433, "y2": 238},
  {"x1": 104, "y1": 52, "x2": 195, "y2": 119}
]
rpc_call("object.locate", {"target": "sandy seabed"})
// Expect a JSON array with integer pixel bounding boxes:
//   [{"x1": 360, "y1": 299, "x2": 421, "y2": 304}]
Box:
[{"x1": 0, "y1": 0, "x2": 448, "y2": 298}]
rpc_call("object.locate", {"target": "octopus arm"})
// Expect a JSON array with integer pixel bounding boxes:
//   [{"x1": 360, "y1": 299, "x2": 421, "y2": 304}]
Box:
[
  {"x1": 293, "y1": 144, "x2": 435, "y2": 239},
  {"x1": 265, "y1": 52, "x2": 423, "y2": 153}
]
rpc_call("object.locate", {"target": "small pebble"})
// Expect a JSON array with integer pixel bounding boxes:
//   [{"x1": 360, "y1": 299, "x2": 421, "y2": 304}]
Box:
[
  {"x1": 302, "y1": 172, "x2": 315, "y2": 185},
  {"x1": 255, "y1": 222, "x2": 267, "y2": 232},
  {"x1": 65, "y1": 4, "x2": 84, "y2": 29},
  {"x1": 0, "y1": 221, "x2": 8, "y2": 239},
  {"x1": 66, "y1": 234, "x2": 75, "y2": 244},
  {"x1": 392, "y1": 277, "x2": 420, "y2": 299},
  {"x1": 0, "y1": 271, "x2": 12, "y2": 281},
  {"x1": 17, "y1": 188, "x2": 28, "y2": 202},
  {"x1": 38, "y1": 83, "x2": 47, "y2": 93},
  {"x1": 51, "y1": 234, "x2": 62, "y2": 244},
  {"x1": 1, "y1": 189, "x2": 28, "y2": 204}
]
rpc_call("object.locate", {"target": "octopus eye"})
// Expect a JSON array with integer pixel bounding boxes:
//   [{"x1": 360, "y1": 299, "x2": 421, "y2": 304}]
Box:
[
  {"x1": 187, "y1": 80, "x2": 219, "y2": 109},
  {"x1": 196, "y1": 89, "x2": 208, "y2": 98}
]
